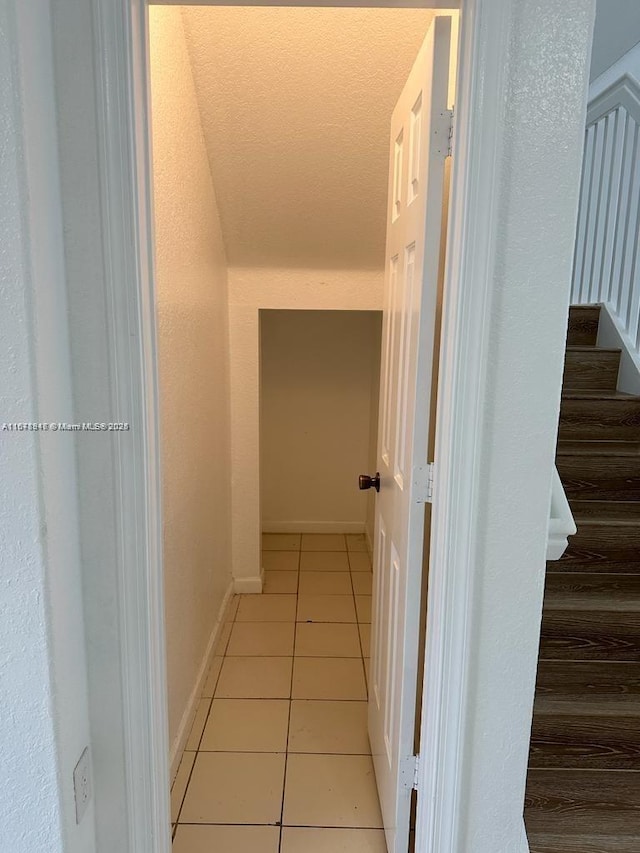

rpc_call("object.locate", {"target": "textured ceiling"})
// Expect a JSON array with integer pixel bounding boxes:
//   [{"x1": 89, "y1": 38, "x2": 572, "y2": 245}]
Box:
[{"x1": 180, "y1": 7, "x2": 434, "y2": 269}]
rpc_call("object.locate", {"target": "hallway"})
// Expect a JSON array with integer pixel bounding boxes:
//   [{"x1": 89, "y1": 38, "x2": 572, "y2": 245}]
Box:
[{"x1": 170, "y1": 533, "x2": 386, "y2": 853}]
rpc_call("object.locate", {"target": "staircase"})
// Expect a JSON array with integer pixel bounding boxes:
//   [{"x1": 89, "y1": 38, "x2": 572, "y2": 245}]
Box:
[{"x1": 524, "y1": 306, "x2": 640, "y2": 853}]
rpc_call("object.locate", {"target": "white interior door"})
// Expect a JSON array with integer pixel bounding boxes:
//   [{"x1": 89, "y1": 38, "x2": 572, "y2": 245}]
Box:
[{"x1": 369, "y1": 15, "x2": 455, "y2": 853}]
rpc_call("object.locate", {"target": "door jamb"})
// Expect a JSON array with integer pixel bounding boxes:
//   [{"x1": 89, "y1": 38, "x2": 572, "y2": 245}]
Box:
[
  {"x1": 85, "y1": 0, "x2": 508, "y2": 850},
  {"x1": 414, "y1": 2, "x2": 511, "y2": 849}
]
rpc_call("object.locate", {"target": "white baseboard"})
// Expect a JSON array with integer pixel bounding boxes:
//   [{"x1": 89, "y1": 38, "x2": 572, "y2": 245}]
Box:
[
  {"x1": 234, "y1": 573, "x2": 263, "y2": 594},
  {"x1": 597, "y1": 301, "x2": 640, "y2": 395},
  {"x1": 262, "y1": 520, "x2": 366, "y2": 534},
  {"x1": 169, "y1": 580, "x2": 234, "y2": 781}
]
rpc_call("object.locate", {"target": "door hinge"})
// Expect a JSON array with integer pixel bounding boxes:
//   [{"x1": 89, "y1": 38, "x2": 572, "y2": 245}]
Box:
[
  {"x1": 401, "y1": 753, "x2": 421, "y2": 791},
  {"x1": 435, "y1": 109, "x2": 454, "y2": 158},
  {"x1": 413, "y1": 463, "x2": 434, "y2": 504}
]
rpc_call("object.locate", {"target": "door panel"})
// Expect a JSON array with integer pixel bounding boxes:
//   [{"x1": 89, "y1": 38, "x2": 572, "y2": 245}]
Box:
[{"x1": 369, "y1": 15, "x2": 456, "y2": 853}]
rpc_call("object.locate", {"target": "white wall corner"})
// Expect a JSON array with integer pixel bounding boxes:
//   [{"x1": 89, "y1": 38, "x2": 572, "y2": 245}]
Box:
[
  {"x1": 234, "y1": 572, "x2": 264, "y2": 595},
  {"x1": 2, "y1": 2, "x2": 95, "y2": 851},
  {"x1": 228, "y1": 303, "x2": 261, "y2": 588}
]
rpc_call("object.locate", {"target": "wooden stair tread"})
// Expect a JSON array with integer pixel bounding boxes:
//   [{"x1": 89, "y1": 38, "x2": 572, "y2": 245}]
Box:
[
  {"x1": 533, "y1": 700, "x2": 640, "y2": 723},
  {"x1": 539, "y1": 609, "x2": 640, "y2": 661},
  {"x1": 527, "y1": 304, "x2": 640, "y2": 849},
  {"x1": 569, "y1": 305, "x2": 603, "y2": 314},
  {"x1": 557, "y1": 501, "x2": 640, "y2": 565},
  {"x1": 559, "y1": 392, "x2": 640, "y2": 440},
  {"x1": 566, "y1": 306, "x2": 601, "y2": 347},
  {"x1": 543, "y1": 573, "x2": 640, "y2": 612},
  {"x1": 566, "y1": 346, "x2": 622, "y2": 354},
  {"x1": 534, "y1": 662, "x2": 640, "y2": 717},
  {"x1": 535, "y1": 698, "x2": 640, "y2": 715},
  {"x1": 528, "y1": 833, "x2": 640, "y2": 852},
  {"x1": 569, "y1": 306, "x2": 602, "y2": 319},
  {"x1": 525, "y1": 769, "x2": 640, "y2": 836},
  {"x1": 535, "y1": 661, "x2": 640, "y2": 698},
  {"x1": 562, "y1": 390, "x2": 640, "y2": 400},
  {"x1": 557, "y1": 441, "x2": 640, "y2": 458},
  {"x1": 530, "y1": 713, "x2": 640, "y2": 770},
  {"x1": 569, "y1": 501, "x2": 640, "y2": 523},
  {"x1": 556, "y1": 444, "x2": 640, "y2": 500},
  {"x1": 563, "y1": 346, "x2": 621, "y2": 390},
  {"x1": 550, "y1": 558, "x2": 640, "y2": 575}
]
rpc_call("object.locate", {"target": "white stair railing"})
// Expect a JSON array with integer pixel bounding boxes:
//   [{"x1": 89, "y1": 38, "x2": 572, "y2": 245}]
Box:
[{"x1": 571, "y1": 74, "x2": 640, "y2": 353}]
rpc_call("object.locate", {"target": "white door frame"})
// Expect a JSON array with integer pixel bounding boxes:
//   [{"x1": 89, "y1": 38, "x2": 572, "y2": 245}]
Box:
[
  {"x1": 48, "y1": 0, "x2": 594, "y2": 851},
  {"x1": 88, "y1": 1, "x2": 493, "y2": 847}
]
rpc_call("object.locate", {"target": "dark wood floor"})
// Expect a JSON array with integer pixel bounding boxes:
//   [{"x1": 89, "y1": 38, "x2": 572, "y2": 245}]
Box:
[{"x1": 524, "y1": 306, "x2": 640, "y2": 853}]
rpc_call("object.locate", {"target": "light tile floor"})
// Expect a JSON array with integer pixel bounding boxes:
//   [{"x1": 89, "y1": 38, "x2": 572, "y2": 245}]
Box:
[{"x1": 171, "y1": 533, "x2": 386, "y2": 853}]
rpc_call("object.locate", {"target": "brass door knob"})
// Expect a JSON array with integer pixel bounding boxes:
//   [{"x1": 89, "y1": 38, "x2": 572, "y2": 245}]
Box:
[{"x1": 359, "y1": 473, "x2": 380, "y2": 492}]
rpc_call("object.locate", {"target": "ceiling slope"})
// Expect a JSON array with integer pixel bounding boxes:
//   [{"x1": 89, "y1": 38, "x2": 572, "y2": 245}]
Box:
[{"x1": 181, "y1": 6, "x2": 433, "y2": 269}]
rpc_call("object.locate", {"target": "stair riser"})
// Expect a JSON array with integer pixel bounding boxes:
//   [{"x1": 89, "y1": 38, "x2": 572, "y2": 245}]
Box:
[
  {"x1": 528, "y1": 840, "x2": 639, "y2": 853},
  {"x1": 557, "y1": 456, "x2": 640, "y2": 501},
  {"x1": 530, "y1": 716, "x2": 640, "y2": 770},
  {"x1": 549, "y1": 557, "x2": 640, "y2": 573},
  {"x1": 527, "y1": 303, "x2": 640, "y2": 853},
  {"x1": 535, "y1": 661, "x2": 640, "y2": 703},
  {"x1": 559, "y1": 399, "x2": 640, "y2": 440},
  {"x1": 542, "y1": 572, "x2": 640, "y2": 606},
  {"x1": 566, "y1": 306, "x2": 600, "y2": 347},
  {"x1": 560, "y1": 524, "x2": 640, "y2": 564},
  {"x1": 525, "y1": 769, "x2": 640, "y2": 839},
  {"x1": 563, "y1": 351, "x2": 620, "y2": 390},
  {"x1": 540, "y1": 611, "x2": 640, "y2": 661}
]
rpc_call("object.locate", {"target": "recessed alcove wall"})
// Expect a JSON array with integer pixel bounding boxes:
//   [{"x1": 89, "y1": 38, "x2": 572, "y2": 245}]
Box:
[
  {"x1": 228, "y1": 267, "x2": 383, "y2": 591},
  {"x1": 260, "y1": 309, "x2": 382, "y2": 536}
]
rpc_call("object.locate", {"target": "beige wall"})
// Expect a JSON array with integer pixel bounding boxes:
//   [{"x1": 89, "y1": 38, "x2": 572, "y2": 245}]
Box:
[
  {"x1": 227, "y1": 267, "x2": 383, "y2": 586},
  {"x1": 149, "y1": 6, "x2": 232, "y2": 755},
  {"x1": 260, "y1": 310, "x2": 381, "y2": 532},
  {"x1": 182, "y1": 6, "x2": 433, "y2": 269}
]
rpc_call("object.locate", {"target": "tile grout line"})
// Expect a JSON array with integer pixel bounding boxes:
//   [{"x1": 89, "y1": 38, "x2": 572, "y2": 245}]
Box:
[
  {"x1": 173, "y1": 536, "x2": 375, "y2": 848},
  {"x1": 348, "y1": 546, "x2": 369, "y2": 694},
  {"x1": 177, "y1": 821, "x2": 386, "y2": 829},
  {"x1": 195, "y1": 749, "x2": 375, "y2": 755},
  {"x1": 194, "y1": 693, "x2": 368, "y2": 702},
  {"x1": 278, "y1": 540, "x2": 301, "y2": 853}
]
